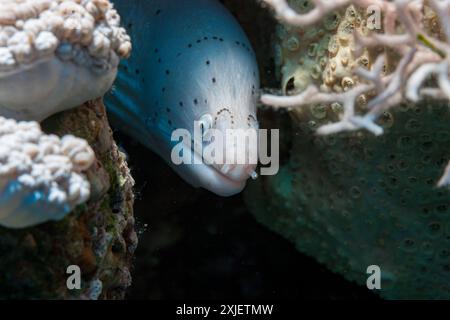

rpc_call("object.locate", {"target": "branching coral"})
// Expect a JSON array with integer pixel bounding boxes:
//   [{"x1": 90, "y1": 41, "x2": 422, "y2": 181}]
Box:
[
  {"x1": 261, "y1": 0, "x2": 450, "y2": 185},
  {"x1": 0, "y1": 0, "x2": 131, "y2": 121},
  {"x1": 0, "y1": 116, "x2": 95, "y2": 228}
]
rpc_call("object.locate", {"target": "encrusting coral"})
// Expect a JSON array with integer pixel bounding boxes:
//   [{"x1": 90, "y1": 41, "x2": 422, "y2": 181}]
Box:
[
  {"x1": 0, "y1": 116, "x2": 94, "y2": 228},
  {"x1": 245, "y1": 0, "x2": 450, "y2": 299},
  {"x1": 0, "y1": 100, "x2": 137, "y2": 299},
  {"x1": 0, "y1": 0, "x2": 131, "y2": 121}
]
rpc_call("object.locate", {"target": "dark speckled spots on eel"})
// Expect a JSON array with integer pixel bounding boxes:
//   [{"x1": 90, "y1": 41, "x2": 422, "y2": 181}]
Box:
[{"x1": 106, "y1": 0, "x2": 260, "y2": 196}]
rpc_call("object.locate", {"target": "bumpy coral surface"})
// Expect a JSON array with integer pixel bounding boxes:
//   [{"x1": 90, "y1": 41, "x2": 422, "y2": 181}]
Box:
[
  {"x1": 274, "y1": 0, "x2": 348, "y2": 93},
  {"x1": 273, "y1": 2, "x2": 383, "y2": 115},
  {"x1": 0, "y1": 116, "x2": 94, "y2": 228},
  {"x1": 247, "y1": 0, "x2": 450, "y2": 299},
  {"x1": 0, "y1": 0, "x2": 131, "y2": 121},
  {"x1": 0, "y1": 100, "x2": 137, "y2": 299},
  {"x1": 247, "y1": 99, "x2": 450, "y2": 299}
]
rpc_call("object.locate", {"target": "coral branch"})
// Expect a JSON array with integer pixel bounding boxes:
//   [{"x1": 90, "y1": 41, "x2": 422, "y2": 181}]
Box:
[
  {"x1": 262, "y1": 0, "x2": 450, "y2": 186},
  {"x1": 262, "y1": 0, "x2": 351, "y2": 26},
  {"x1": 429, "y1": 0, "x2": 450, "y2": 43}
]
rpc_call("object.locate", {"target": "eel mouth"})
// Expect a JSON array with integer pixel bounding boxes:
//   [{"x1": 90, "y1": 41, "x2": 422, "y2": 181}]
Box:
[
  {"x1": 191, "y1": 146, "x2": 250, "y2": 197},
  {"x1": 171, "y1": 141, "x2": 256, "y2": 197}
]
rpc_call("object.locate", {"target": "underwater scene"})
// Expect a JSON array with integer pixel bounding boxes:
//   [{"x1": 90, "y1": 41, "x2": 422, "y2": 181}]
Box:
[{"x1": 1, "y1": 0, "x2": 450, "y2": 303}]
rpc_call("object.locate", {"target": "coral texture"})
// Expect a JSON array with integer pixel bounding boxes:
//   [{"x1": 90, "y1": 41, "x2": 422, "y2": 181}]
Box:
[
  {"x1": 0, "y1": 0, "x2": 131, "y2": 121},
  {"x1": 246, "y1": 0, "x2": 450, "y2": 299},
  {"x1": 263, "y1": 0, "x2": 447, "y2": 133},
  {"x1": 0, "y1": 100, "x2": 137, "y2": 299},
  {"x1": 247, "y1": 99, "x2": 450, "y2": 299},
  {"x1": 267, "y1": 0, "x2": 450, "y2": 185},
  {"x1": 0, "y1": 116, "x2": 94, "y2": 228}
]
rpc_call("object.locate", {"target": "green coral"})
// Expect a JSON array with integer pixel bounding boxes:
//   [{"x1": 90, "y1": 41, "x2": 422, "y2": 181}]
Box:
[
  {"x1": 247, "y1": 0, "x2": 450, "y2": 299},
  {"x1": 246, "y1": 98, "x2": 450, "y2": 299}
]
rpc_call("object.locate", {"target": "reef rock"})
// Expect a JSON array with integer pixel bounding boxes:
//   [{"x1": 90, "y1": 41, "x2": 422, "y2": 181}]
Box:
[
  {"x1": 0, "y1": 99, "x2": 137, "y2": 299},
  {"x1": 246, "y1": 0, "x2": 450, "y2": 299}
]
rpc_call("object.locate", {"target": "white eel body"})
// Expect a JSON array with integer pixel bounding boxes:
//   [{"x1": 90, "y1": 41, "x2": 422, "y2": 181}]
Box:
[{"x1": 107, "y1": 0, "x2": 260, "y2": 196}]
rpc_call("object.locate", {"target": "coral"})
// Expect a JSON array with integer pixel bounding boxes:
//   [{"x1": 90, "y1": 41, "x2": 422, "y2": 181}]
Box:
[
  {"x1": 0, "y1": 116, "x2": 94, "y2": 228},
  {"x1": 262, "y1": 1, "x2": 450, "y2": 139},
  {"x1": 0, "y1": 0, "x2": 132, "y2": 229},
  {"x1": 245, "y1": 0, "x2": 450, "y2": 299},
  {"x1": 272, "y1": 1, "x2": 348, "y2": 93},
  {"x1": 0, "y1": 99, "x2": 137, "y2": 299},
  {"x1": 0, "y1": 0, "x2": 134, "y2": 299},
  {"x1": 0, "y1": 0, "x2": 131, "y2": 121},
  {"x1": 264, "y1": 0, "x2": 449, "y2": 190},
  {"x1": 246, "y1": 97, "x2": 450, "y2": 299}
]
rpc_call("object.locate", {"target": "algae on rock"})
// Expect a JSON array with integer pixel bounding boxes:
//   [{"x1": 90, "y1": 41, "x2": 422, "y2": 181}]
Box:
[{"x1": 0, "y1": 99, "x2": 137, "y2": 299}]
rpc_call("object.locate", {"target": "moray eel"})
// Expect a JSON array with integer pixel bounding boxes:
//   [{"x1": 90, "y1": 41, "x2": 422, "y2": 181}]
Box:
[{"x1": 106, "y1": 0, "x2": 260, "y2": 196}]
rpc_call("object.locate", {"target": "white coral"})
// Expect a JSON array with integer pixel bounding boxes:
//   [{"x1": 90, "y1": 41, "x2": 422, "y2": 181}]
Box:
[
  {"x1": 0, "y1": 116, "x2": 95, "y2": 228},
  {"x1": 261, "y1": 0, "x2": 450, "y2": 187},
  {"x1": 0, "y1": 0, "x2": 131, "y2": 121}
]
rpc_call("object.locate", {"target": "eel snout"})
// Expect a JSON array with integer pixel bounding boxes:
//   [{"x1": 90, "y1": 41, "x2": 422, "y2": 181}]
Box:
[{"x1": 197, "y1": 112, "x2": 259, "y2": 190}]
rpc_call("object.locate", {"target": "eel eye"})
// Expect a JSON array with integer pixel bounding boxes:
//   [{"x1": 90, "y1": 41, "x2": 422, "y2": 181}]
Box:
[{"x1": 199, "y1": 113, "x2": 213, "y2": 137}]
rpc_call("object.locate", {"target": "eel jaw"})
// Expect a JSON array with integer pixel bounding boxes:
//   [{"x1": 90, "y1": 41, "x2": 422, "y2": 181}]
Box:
[{"x1": 169, "y1": 144, "x2": 255, "y2": 197}]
